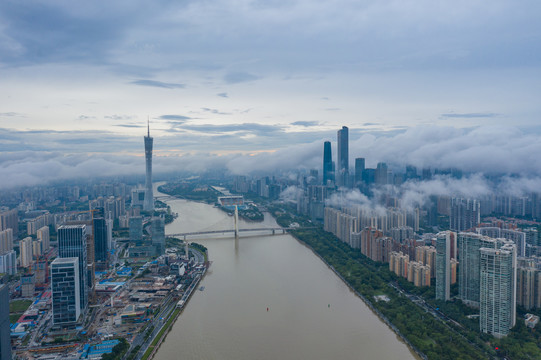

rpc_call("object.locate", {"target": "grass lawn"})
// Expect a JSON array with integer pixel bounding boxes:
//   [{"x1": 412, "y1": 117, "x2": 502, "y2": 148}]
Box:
[{"x1": 9, "y1": 299, "x2": 33, "y2": 324}]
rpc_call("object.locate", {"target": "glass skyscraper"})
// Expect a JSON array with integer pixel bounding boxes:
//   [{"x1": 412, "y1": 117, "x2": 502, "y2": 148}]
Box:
[
  {"x1": 337, "y1": 126, "x2": 348, "y2": 187},
  {"x1": 58, "y1": 224, "x2": 88, "y2": 311},
  {"x1": 51, "y1": 257, "x2": 81, "y2": 325}
]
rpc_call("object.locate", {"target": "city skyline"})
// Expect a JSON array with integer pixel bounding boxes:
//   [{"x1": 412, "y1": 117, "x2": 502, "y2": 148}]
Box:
[{"x1": 1, "y1": 1, "x2": 541, "y2": 189}]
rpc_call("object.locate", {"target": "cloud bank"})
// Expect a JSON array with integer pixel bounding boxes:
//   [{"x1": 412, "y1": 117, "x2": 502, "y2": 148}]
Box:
[{"x1": 2, "y1": 125, "x2": 541, "y2": 191}]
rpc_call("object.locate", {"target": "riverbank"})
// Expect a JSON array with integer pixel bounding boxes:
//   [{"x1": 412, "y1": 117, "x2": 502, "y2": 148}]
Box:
[
  {"x1": 269, "y1": 206, "x2": 489, "y2": 360},
  {"x1": 290, "y1": 232, "x2": 426, "y2": 360},
  {"x1": 141, "y1": 267, "x2": 207, "y2": 360}
]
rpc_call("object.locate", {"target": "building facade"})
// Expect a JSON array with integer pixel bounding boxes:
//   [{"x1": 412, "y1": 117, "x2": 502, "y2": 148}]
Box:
[
  {"x1": 51, "y1": 257, "x2": 81, "y2": 325},
  {"x1": 336, "y1": 126, "x2": 348, "y2": 187},
  {"x1": 436, "y1": 231, "x2": 452, "y2": 301},
  {"x1": 143, "y1": 123, "x2": 154, "y2": 212},
  {"x1": 0, "y1": 284, "x2": 11, "y2": 360},
  {"x1": 479, "y1": 243, "x2": 516, "y2": 337},
  {"x1": 58, "y1": 225, "x2": 88, "y2": 311}
]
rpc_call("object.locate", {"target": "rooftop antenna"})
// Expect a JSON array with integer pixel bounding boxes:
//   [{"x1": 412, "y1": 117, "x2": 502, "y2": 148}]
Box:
[{"x1": 147, "y1": 116, "x2": 150, "y2": 136}]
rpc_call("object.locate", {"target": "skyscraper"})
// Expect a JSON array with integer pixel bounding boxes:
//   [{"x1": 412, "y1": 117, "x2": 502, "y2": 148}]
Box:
[
  {"x1": 129, "y1": 216, "x2": 143, "y2": 244},
  {"x1": 480, "y1": 242, "x2": 516, "y2": 337},
  {"x1": 450, "y1": 198, "x2": 480, "y2": 232},
  {"x1": 58, "y1": 225, "x2": 88, "y2": 311},
  {"x1": 51, "y1": 257, "x2": 81, "y2": 325},
  {"x1": 375, "y1": 162, "x2": 388, "y2": 185},
  {"x1": 436, "y1": 231, "x2": 452, "y2": 301},
  {"x1": 323, "y1": 141, "x2": 333, "y2": 185},
  {"x1": 0, "y1": 283, "x2": 11, "y2": 360},
  {"x1": 93, "y1": 217, "x2": 108, "y2": 263},
  {"x1": 152, "y1": 216, "x2": 165, "y2": 256},
  {"x1": 19, "y1": 236, "x2": 33, "y2": 268},
  {"x1": 336, "y1": 126, "x2": 348, "y2": 187},
  {"x1": 355, "y1": 158, "x2": 365, "y2": 186},
  {"x1": 144, "y1": 121, "x2": 154, "y2": 212}
]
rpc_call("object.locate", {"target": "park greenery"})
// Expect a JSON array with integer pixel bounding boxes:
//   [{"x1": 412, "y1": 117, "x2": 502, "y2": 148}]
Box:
[
  {"x1": 9, "y1": 299, "x2": 32, "y2": 324},
  {"x1": 100, "y1": 338, "x2": 129, "y2": 360},
  {"x1": 272, "y1": 203, "x2": 541, "y2": 359}
]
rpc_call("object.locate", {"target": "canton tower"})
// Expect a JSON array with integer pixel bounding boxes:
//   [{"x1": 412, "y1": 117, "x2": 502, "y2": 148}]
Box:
[{"x1": 144, "y1": 120, "x2": 154, "y2": 212}]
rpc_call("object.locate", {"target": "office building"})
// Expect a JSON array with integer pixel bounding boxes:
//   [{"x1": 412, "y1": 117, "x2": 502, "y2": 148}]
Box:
[
  {"x1": 375, "y1": 162, "x2": 388, "y2": 185},
  {"x1": 0, "y1": 284, "x2": 11, "y2": 360},
  {"x1": 151, "y1": 216, "x2": 165, "y2": 256},
  {"x1": 129, "y1": 216, "x2": 143, "y2": 243},
  {"x1": 144, "y1": 122, "x2": 154, "y2": 212},
  {"x1": 355, "y1": 158, "x2": 365, "y2": 186},
  {"x1": 94, "y1": 218, "x2": 108, "y2": 263},
  {"x1": 480, "y1": 242, "x2": 516, "y2": 337},
  {"x1": 58, "y1": 225, "x2": 88, "y2": 311},
  {"x1": 450, "y1": 198, "x2": 480, "y2": 232},
  {"x1": 436, "y1": 231, "x2": 452, "y2": 301},
  {"x1": 20, "y1": 236, "x2": 33, "y2": 268},
  {"x1": 51, "y1": 257, "x2": 81, "y2": 325},
  {"x1": 336, "y1": 126, "x2": 348, "y2": 187},
  {"x1": 323, "y1": 141, "x2": 333, "y2": 185}
]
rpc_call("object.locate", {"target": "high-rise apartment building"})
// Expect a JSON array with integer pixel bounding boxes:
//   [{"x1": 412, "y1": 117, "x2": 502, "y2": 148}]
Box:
[
  {"x1": 143, "y1": 122, "x2": 154, "y2": 212},
  {"x1": 458, "y1": 233, "x2": 500, "y2": 307},
  {"x1": 479, "y1": 242, "x2": 516, "y2": 338},
  {"x1": 0, "y1": 208, "x2": 18, "y2": 238},
  {"x1": 37, "y1": 226, "x2": 50, "y2": 252},
  {"x1": 0, "y1": 250, "x2": 17, "y2": 275},
  {"x1": 0, "y1": 284, "x2": 11, "y2": 360},
  {"x1": 436, "y1": 231, "x2": 452, "y2": 301},
  {"x1": 336, "y1": 126, "x2": 348, "y2": 187},
  {"x1": 478, "y1": 227, "x2": 527, "y2": 257},
  {"x1": 20, "y1": 236, "x2": 33, "y2": 268},
  {"x1": 323, "y1": 141, "x2": 333, "y2": 185},
  {"x1": 0, "y1": 228, "x2": 13, "y2": 254},
  {"x1": 51, "y1": 257, "x2": 81, "y2": 325},
  {"x1": 58, "y1": 225, "x2": 88, "y2": 311},
  {"x1": 450, "y1": 198, "x2": 480, "y2": 232}
]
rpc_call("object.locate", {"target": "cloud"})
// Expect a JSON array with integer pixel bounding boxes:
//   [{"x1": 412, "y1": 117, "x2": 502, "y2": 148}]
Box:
[
  {"x1": 158, "y1": 115, "x2": 191, "y2": 121},
  {"x1": 0, "y1": 112, "x2": 23, "y2": 117},
  {"x1": 114, "y1": 123, "x2": 144, "y2": 128},
  {"x1": 441, "y1": 112, "x2": 499, "y2": 118},
  {"x1": 201, "y1": 108, "x2": 231, "y2": 115},
  {"x1": 105, "y1": 115, "x2": 136, "y2": 120},
  {"x1": 77, "y1": 115, "x2": 95, "y2": 120},
  {"x1": 217, "y1": 92, "x2": 228, "y2": 98},
  {"x1": 291, "y1": 121, "x2": 319, "y2": 127},
  {"x1": 181, "y1": 123, "x2": 283, "y2": 136},
  {"x1": 224, "y1": 72, "x2": 259, "y2": 84},
  {"x1": 130, "y1": 79, "x2": 185, "y2": 89}
]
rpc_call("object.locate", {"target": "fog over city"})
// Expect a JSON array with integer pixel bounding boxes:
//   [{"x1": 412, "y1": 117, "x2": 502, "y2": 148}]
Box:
[{"x1": 1, "y1": 1, "x2": 540, "y2": 190}]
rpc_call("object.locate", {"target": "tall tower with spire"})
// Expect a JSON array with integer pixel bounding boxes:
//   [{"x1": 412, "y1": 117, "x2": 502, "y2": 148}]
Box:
[{"x1": 144, "y1": 119, "x2": 154, "y2": 212}]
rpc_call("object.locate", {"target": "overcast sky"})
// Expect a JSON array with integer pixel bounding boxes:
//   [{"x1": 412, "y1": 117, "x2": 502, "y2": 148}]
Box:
[{"x1": 1, "y1": 0, "x2": 541, "y2": 188}]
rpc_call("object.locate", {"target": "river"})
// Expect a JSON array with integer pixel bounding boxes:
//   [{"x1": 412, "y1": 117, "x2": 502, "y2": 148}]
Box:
[{"x1": 154, "y1": 186, "x2": 416, "y2": 360}]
